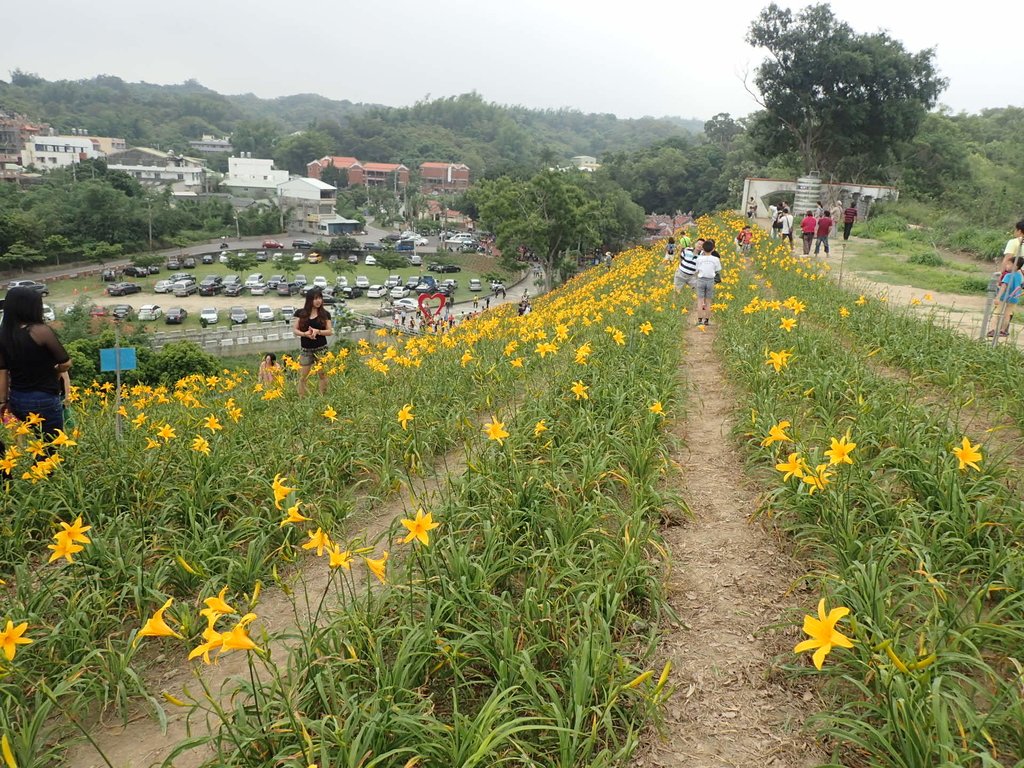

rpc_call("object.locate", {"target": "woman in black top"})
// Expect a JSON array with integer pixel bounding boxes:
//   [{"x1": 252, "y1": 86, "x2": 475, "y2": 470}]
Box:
[
  {"x1": 292, "y1": 288, "x2": 332, "y2": 396},
  {"x1": 0, "y1": 287, "x2": 73, "y2": 438}
]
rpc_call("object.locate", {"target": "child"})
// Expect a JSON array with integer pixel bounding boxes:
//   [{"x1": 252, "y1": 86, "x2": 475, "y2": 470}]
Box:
[
  {"x1": 988, "y1": 256, "x2": 1024, "y2": 338},
  {"x1": 736, "y1": 226, "x2": 753, "y2": 254}
]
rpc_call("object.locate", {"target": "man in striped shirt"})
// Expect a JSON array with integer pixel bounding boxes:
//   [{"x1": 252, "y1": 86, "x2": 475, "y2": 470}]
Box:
[{"x1": 666, "y1": 238, "x2": 702, "y2": 291}]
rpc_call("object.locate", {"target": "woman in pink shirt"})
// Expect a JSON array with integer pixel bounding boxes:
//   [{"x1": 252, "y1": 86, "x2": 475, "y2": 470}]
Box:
[{"x1": 800, "y1": 211, "x2": 817, "y2": 255}]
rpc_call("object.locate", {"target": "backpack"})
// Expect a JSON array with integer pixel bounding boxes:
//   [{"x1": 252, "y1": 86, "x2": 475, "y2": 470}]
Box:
[{"x1": 772, "y1": 213, "x2": 783, "y2": 230}]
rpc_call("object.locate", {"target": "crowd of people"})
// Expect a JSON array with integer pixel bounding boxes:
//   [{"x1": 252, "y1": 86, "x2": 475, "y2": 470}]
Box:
[{"x1": 759, "y1": 199, "x2": 860, "y2": 255}]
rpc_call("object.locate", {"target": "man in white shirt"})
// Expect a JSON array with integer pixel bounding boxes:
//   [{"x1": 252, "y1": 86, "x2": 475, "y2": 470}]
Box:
[
  {"x1": 768, "y1": 204, "x2": 778, "y2": 239},
  {"x1": 693, "y1": 240, "x2": 722, "y2": 327},
  {"x1": 779, "y1": 210, "x2": 794, "y2": 250}
]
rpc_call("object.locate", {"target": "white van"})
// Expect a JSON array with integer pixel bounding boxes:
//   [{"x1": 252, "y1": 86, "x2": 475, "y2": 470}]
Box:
[
  {"x1": 469, "y1": 278, "x2": 482, "y2": 292},
  {"x1": 409, "y1": 254, "x2": 422, "y2": 266}
]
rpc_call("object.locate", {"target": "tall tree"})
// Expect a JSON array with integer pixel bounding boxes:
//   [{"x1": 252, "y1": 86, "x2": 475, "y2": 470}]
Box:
[{"x1": 746, "y1": 3, "x2": 946, "y2": 175}]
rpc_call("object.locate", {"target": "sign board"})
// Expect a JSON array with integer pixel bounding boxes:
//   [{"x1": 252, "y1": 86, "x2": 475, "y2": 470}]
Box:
[{"x1": 100, "y1": 347, "x2": 137, "y2": 372}]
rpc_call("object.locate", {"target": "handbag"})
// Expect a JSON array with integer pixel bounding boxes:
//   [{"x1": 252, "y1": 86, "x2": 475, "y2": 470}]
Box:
[{"x1": 714, "y1": 273, "x2": 722, "y2": 284}]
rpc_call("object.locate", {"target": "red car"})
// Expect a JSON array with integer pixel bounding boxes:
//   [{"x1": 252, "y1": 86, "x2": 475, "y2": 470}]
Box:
[{"x1": 262, "y1": 240, "x2": 284, "y2": 249}]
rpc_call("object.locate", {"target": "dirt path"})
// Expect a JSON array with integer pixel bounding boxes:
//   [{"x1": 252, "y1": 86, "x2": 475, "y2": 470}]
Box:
[
  {"x1": 643, "y1": 325, "x2": 822, "y2": 768},
  {"x1": 66, "y1": 452, "x2": 465, "y2": 768}
]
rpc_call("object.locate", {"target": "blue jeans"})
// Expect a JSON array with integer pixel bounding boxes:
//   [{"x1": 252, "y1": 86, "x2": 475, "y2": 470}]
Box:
[
  {"x1": 9, "y1": 390, "x2": 64, "y2": 438},
  {"x1": 814, "y1": 236, "x2": 830, "y2": 255}
]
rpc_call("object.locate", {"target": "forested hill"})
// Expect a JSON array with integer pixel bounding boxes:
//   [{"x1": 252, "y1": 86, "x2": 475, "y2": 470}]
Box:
[{"x1": 0, "y1": 72, "x2": 702, "y2": 176}]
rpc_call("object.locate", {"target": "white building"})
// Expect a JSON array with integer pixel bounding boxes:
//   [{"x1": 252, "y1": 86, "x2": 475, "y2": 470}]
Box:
[
  {"x1": 223, "y1": 154, "x2": 288, "y2": 198},
  {"x1": 189, "y1": 135, "x2": 233, "y2": 153},
  {"x1": 21, "y1": 135, "x2": 103, "y2": 168},
  {"x1": 570, "y1": 155, "x2": 600, "y2": 172},
  {"x1": 106, "y1": 162, "x2": 206, "y2": 191},
  {"x1": 278, "y1": 177, "x2": 338, "y2": 234}
]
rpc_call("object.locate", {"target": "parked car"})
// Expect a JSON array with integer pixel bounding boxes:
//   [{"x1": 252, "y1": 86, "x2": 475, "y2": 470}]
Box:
[
  {"x1": 363, "y1": 242, "x2": 384, "y2": 252},
  {"x1": 469, "y1": 278, "x2": 483, "y2": 291},
  {"x1": 101, "y1": 269, "x2": 119, "y2": 282},
  {"x1": 334, "y1": 276, "x2": 349, "y2": 288},
  {"x1": 169, "y1": 272, "x2": 194, "y2": 284},
  {"x1": 389, "y1": 286, "x2": 410, "y2": 299},
  {"x1": 42, "y1": 304, "x2": 56, "y2": 322},
  {"x1": 365, "y1": 255, "x2": 378, "y2": 266},
  {"x1": 404, "y1": 276, "x2": 422, "y2": 291},
  {"x1": 409, "y1": 254, "x2": 423, "y2": 266},
  {"x1": 111, "y1": 304, "x2": 134, "y2": 320},
  {"x1": 380, "y1": 233, "x2": 402, "y2": 243},
  {"x1": 307, "y1": 252, "x2": 322, "y2": 264},
  {"x1": 415, "y1": 277, "x2": 439, "y2": 294},
  {"x1": 7, "y1": 279, "x2": 49, "y2": 295},
  {"x1": 414, "y1": 236, "x2": 429, "y2": 246},
  {"x1": 244, "y1": 273, "x2": 265, "y2": 288},
  {"x1": 367, "y1": 284, "x2": 388, "y2": 299},
  {"x1": 223, "y1": 282, "x2": 244, "y2": 297},
  {"x1": 200, "y1": 307, "x2": 220, "y2": 325},
  {"x1": 440, "y1": 278, "x2": 459, "y2": 290},
  {"x1": 427, "y1": 262, "x2": 442, "y2": 272},
  {"x1": 347, "y1": 254, "x2": 359, "y2": 264},
  {"x1": 229, "y1": 306, "x2": 248, "y2": 324},
  {"x1": 280, "y1": 305, "x2": 296, "y2": 320},
  {"x1": 137, "y1": 304, "x2": 162, "y2": 320},
  {"x1": 257, "y1": 305, "x2": 275, "y2": 322},
  {"x1": 165, "y1": 307, "x2": 188, "y2": 324},
  {"x1": 165, "y1": 258, "x2": 182, "y2": 270},
  {"x1": 355, "y1": 275, "x2": 370, "y2": 289},
  {"x1": 219, "y1": 253, "x2": 230, "y2": 264},
  {"x1": 292, "y1": 239, "x2": 313, "y2": 249},
  {"x1": 490, "y1": 281, "x2": 506, "y2": 292},
  {"x1": 255, "y1": 250, "x2": 268, "y2": 262},
  {"x1": 312, "y1": 275, "x2": 328, "y2": 289},
  {"x1": 263, "y1": 240, "x2": 284, "y2": 249},
  {"x1": 437, "y1": 263, "x2": 462, "y2": 273},
  {"x1": 222, "y1": 275, "x2": 242, "y2": 289},
  {"x1": 147, "y1": 265, "x2": 161, "y2": 275},
  {"x1": 250, "y1": 282, "x2": 268, "y2": 295},
  {"x1": 90, "y1": 305, "x2": 109, "y2": 318},
  {"x1": 292, "y1": 252, "x2": 307, "y2": 263},
  {"x1": 396, "y1": 240, "x2": 414, "y2": 253},
  {"x1": 198, "y1": 276, "x2": 224, "y2": 296},
  {"x1": 201, "y1": 253, "x2": 215, "y2": 265},
  {"x1": 393, "y1": 297, "x2": 419, "y2": 312},
  {"x1": 267, "y1": 275, "x2": 285, "y2": 290},
  {"x1": 173, "y1": 281, "x2": 198, "y2": 297},
  {"x1": 293, "y1": 274, "x2": 308, "y2": 288},
  {"x1": 385, "y1": 274, "x2": 402, "y2": 288},
  {"x1": 182, "y1": 257, "x2": 197, "y2": 269},
  {"x1": 107, "y1": 282, "x2": 143, "y2": 297},
  {"x1": 340, "y1": 285, "x2": 364, "y2": 299},
  {"x1": 276, "y1": 282, "x2": 298, "y2": 296},
  {"x1": 123, "y1": 265, "x2": 150, "y2": 278},
  {"x1": 154, "y1": 279, "x2": 175, "y2": 294}
]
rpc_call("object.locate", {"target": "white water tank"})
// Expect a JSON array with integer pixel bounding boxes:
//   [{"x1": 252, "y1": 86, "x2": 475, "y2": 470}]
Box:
[{"x1": 793, "y1": 175, "x2": 822, "y2": 216}]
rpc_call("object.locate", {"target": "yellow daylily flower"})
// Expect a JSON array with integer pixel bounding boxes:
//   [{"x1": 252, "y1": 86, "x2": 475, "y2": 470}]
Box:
[
  {"x1": 400, "y1": 508, "x2": 440, "y2": 547},
  {"x1": 794, "y1": 599, "x2": 854, "y2": 670}
]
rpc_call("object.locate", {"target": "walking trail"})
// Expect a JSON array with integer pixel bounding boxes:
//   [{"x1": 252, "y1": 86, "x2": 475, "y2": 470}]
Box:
[{"x1": 641, "y1": 323, "x2": 823, "y2": 768}]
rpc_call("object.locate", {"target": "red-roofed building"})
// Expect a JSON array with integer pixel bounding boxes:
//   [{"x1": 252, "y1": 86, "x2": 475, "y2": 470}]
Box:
[
  {"x1": 306, "y1": 155, "x2": 360, "y2": 181},
  {"x1": 361, "y1": 161, "x2": 409, "y2": 188},
  {"x1": 420, "y1": 161, "x2": 470, "y2": 192}
]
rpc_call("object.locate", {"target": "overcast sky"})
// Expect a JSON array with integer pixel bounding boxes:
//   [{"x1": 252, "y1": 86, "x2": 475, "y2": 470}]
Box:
[{"x1": 1, "y1": 0, "x2": 1017, "y2": 121}]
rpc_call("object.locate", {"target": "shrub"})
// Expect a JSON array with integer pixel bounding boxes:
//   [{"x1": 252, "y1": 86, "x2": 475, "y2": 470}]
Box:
[{"x1": 907, "y1": 252, "x2": 944, "y2": 267}]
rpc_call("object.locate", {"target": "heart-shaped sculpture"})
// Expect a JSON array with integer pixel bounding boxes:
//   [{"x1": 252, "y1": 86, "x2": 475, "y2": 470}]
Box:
[{"x1": 417, "y1": 292, "x2": 447, "y2": 320}]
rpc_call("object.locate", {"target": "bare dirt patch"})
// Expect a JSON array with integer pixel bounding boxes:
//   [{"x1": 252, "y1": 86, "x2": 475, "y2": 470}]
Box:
[{"x1": 642, "y1": 324, "x2": 823, "y2": 768}]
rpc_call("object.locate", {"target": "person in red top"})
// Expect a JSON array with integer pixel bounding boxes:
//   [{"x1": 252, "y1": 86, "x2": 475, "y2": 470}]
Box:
[
  {"x1": 800, "y1": 211, "x2": 816, "y2": 255},
  {"x1": 736, "y1": 225, "x2": 753, "y2": 253},
  {"x1": 842, "y1": 204, "x2": 858, "y2": 240},
  {"x1": 814, "y1": 213, "x2": 833, "y2": 255}
]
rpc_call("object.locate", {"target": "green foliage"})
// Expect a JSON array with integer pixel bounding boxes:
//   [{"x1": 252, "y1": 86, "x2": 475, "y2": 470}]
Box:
[
  {"x1": 746, "y1": 3, "x2": 945, "y2": 175},
  {"x1": 141, "y1": 341, "x2": 219, "y2": 384},
  {"x1": 907, "y1": 252, "x2": 943, "y2": 267},
  {"x1": 224, "y1": 252, "x2": 257, "y2": 273}
]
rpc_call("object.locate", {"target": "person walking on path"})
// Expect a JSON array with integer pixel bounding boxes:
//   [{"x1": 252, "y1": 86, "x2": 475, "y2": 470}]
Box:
[
  {"x1": 988, "y1": 255, "x2": 1024, "y2": 338},
  {"x1": 292, "y1": 288, "x2": 333, "y2": 396},
  {"x1": 800, "y1": 211, "x2": 817, "y2": 255},
  {"x1": 988, "y1": 221, "x2": 1024, "y2": 338},
  {"x1": 0, "y1": 286, "x2": 73, "y2": 438},
  {"x1": 666, "y1": 237, "x2": 700, "y2": 292},
  {"x1": 768, "y1": 203, "x2": 779, "y2": 238},
  {"x1": 842, "y1": 204, "x2": 858, "y2": 241},
  {"x1": 814, "y1": 211, "x2": 833, "y2": 256},
  {"x1": 693, "y1": 240, "x2": 722, "y2": 327},
  {"x1": 779, "y1": 209, "x2": 794, "y2": 250}
]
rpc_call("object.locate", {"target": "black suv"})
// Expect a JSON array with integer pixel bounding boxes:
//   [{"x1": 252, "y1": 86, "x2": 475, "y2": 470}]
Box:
[
  {"x1": 123, "y1": 265, "x2": 150, "y2": 278},
  {"x1": 292, "y1": 239, "x2": 314, "y2": 249}
]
